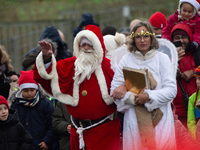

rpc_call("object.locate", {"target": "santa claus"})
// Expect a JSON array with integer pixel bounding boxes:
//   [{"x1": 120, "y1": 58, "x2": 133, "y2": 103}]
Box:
[{"x1": 34, "y1": 25, "x2": 120, "y2": 150}]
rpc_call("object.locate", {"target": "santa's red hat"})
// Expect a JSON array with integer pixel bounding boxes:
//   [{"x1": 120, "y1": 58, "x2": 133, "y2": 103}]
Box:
[
  {"x1": 179, "y1": 0, "x2": 200, "y2": 12},
  {"x1": 149, "y1": 12, "x2": 166, "y2": 29},
  {"x1": 73, "y1": 25, "x2": 105, "y2": 62},
  {"x1": 19, "y1": 70, "x2": 38, "y2": 90},
  {"x1": 0, "y1": 95, "x2": 9, "y2": 110}
]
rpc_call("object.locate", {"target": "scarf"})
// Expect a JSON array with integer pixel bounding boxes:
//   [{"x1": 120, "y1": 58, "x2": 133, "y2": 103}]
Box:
[{"x1": 16, "y1": 90, "x2": 40, "y2": 107}]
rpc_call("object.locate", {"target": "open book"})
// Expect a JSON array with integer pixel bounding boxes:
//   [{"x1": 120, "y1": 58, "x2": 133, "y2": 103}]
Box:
[{"x1": 123, "y1": 67, "x2": 149, "y2": 94}]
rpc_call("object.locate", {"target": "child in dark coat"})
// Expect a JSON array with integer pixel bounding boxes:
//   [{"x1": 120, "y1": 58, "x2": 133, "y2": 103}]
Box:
[
  {"x1": 0, "y1": 95, "x2": 32, "y2": 150},
  {"x1": 10, "y1": 70, "x2": 56, "y2": 150}
]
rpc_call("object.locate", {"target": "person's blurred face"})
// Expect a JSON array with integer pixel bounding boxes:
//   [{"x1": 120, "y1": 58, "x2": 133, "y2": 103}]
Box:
[
  {"x1": 0, "y1": 104, "x2": 8, "y2": 121},
  {"x1": 134, "y1": 26, "x2": 151, "y2": 55},
  {"x1": 180, "y1": 3, "x2": 194, "y2": 20},
  {"x1": 80, "y1": 43, "x2": 94, "y2": 51},
  {"x1": 152, "y1": 26, "x2": 162, "y2": 35},
  {"x1": 172, "y1": 34, "x2": 189, "y2": 50},
  {"x1": 21, "y1": 88, "x2": 37, "y2": 100},
  {"x1": 196, "y1": 76, "x2": 200, "y2": 89}
]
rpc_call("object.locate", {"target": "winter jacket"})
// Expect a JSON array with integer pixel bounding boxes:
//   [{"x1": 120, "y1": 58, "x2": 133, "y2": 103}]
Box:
[
  {"x1": 162, "y1": 11, "x2": 200, "y2": 45},
  {"x1": 171, "y1": 23, "x2": 197, "y2": 117},
  {"x1": 0, "y1": 109, "x2": 32, "y2": 150},
  {"x1": 0, "y1": 70, "x2": 18, "y2": 99},
  {"x1": 187, "y1": 90, "x2": 200, "y2": 139},
  {"x1": 22, "y1": 26, "x2": 72, "y2": 71},
  {"x1": 52, "y1": 102, "x2": 71, "y2": 150},
  {"x1": 22, "y1": 39, "x2": 57, "y2": 71},
  {"x1": 10, "y1": 88, "x2": 56, "y2": 150}
]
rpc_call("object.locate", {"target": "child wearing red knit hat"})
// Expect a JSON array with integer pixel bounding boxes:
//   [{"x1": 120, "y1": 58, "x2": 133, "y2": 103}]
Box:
[
  {"x1": 162, "y1": 0, "x2": 200, "y2": 51},
  {"x1": 149, "y1": 12, "x2": 166, "y2": 38},
  {"x1": 9, "y1": 70, "x2": 57, "y2": 150},
  {"x1": 0, "y1": 95, "x2": 32, "y2": 149},
  {"x1": 187, "y1": 66, "x2": 200, "y2": 140}
]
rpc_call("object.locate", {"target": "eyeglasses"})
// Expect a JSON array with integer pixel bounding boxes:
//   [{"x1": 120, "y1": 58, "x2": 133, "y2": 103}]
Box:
[
  {"x1": 173, "y1": 35, "x2": 188, "y2": 41},
  {"x1": 135, "y1": 34, "x2": 151, "y2": 40}
]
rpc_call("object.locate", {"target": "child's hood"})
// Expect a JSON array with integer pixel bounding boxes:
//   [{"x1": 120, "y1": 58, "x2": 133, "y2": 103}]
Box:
[{"x1": 177, "y1": 0, "x2": 200, "y2": 20}]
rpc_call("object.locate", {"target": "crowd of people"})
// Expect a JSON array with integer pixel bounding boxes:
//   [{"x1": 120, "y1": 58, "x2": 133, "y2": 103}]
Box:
[{"x1": 1, "y1": 0, "x2": 200, "y2": 149}]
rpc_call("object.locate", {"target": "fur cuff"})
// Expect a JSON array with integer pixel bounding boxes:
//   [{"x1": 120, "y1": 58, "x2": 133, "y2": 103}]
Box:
[
  {"x1": 95, "y1": 65, "x2": 113, "y2": 105},
  {"x1": 144, "y1": 89, "x2": 157, "y2": 112},
  {"x1": 36, "y1": 52, "x2": 57, "y2": 80},
  {"x1": 125, "y1": 92, "x2": 136, "y2": 105}
]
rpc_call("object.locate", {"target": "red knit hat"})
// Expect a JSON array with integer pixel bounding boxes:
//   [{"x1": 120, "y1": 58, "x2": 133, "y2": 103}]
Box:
[
  {"x1": 0, "y1": 95, "x2": 9, "y2": 110},
  {"x1": 149, "y1": 12, "x2": 166, "y2": 29},
  {"x1": 19, "y1": 70, "x2": 38, "y2": 90}
]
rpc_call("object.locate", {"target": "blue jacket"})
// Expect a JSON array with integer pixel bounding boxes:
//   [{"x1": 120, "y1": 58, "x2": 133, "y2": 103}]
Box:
[{"x1": 10, "y1": 92, "x2": 56, "y2": 150}]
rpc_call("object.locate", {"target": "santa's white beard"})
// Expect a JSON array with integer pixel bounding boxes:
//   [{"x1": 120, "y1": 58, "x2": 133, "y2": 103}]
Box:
[{"x1": 73, "y1": 48, "x2": 99, "y2": 84}]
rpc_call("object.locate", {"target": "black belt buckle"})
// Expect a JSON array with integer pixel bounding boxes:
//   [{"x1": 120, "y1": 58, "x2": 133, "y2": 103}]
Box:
[{"x1": 78, "y1": 119, "x2": 93, "y2": 128}]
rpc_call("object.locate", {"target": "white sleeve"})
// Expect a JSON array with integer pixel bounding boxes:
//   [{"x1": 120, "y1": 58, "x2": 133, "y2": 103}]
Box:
[
  {"x1": 144, "y1": 54, "x2": 177, "y2": 111},
  {"x1": 111, "y1": 57, "x2": 136, "y2": 112}
]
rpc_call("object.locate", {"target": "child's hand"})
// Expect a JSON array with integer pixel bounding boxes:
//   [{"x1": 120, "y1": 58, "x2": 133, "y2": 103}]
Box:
[{"x1": 38, "y1": 141, "x2": 48, "y2": 150}]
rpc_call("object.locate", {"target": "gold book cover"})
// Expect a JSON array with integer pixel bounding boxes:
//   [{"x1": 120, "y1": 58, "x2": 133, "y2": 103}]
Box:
[{"x1": 123, "y1": 67, "x2": 148, "y2": 94}]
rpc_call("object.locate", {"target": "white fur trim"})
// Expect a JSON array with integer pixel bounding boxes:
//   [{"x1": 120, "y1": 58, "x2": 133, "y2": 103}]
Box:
[
  {"x1": 20, "y1": 83, "x2": 38, "y2": 90},
  {"x1": 36, "y1": 52, "x2": 77, "y2": 106},
  {"x1": 36, "y1": 51, "x2": 112, "y2": 106},
  {"x1": 179, "y1": 0, "x2": 200, "y2": 12},
  {"x1": 178, "y1": 1, "x2": 197, "y2": 20},
  {"x1": 74, "y1": 30, "x2": 103, "y2": 63},
  {"x1": 125, "y1": 92, "x2": 136, "y2": 105},
  {"x1": 36, "y1": 52, "x2": 57, "y2": 80},
  {"x1": 95, "y1": 65, "x2": 113, "y2": 105}
]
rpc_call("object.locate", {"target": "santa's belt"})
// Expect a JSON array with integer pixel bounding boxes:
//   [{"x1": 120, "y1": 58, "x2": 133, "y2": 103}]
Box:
[{"x1": 71, "y1": 112, "x2": 117, "y2": 128}]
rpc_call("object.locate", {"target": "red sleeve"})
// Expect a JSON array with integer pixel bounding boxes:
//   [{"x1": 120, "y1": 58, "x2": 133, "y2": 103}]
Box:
[
  {"x1": 193, "y1": 15, "x2": 200, "y2": 45},
  {"x1": 162, "y1": 13, "x2": 177, "y2": 40},
  {"x1": 101, "y1": 57, "x2": 114, "y2": 94},
  {"x1": 33, "y1": 63, "x2": 53, "y2": 95},
  {"x1": 34, "y1": 57, "x2": 77, "y2": 95}
]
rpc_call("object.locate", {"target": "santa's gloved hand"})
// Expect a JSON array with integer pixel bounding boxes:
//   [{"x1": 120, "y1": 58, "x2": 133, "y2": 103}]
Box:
[{"x1": 190, "y1": 41, "x2": 199, "y2": 51}]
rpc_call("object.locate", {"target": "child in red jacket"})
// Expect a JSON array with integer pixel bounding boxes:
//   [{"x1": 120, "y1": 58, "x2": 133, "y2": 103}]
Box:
[{"x1": 162, "y1": 0, "x2": 200, "y2": 51}]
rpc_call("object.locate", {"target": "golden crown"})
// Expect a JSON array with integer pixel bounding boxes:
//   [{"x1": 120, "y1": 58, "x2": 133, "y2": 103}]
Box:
[{"x1": 129, "y1": 30, "x2": 155, "y2": 39}]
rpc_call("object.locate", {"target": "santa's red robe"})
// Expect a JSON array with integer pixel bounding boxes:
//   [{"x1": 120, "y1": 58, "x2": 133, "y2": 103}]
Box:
[{"x1": 34, "y1": 54, "x2": 120, "y2": 150}]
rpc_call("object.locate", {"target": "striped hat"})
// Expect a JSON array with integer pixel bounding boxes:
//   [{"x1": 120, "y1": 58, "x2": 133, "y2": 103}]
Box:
[{"x1": 194, "y1": 66, "x2": 200, "y2": 77}]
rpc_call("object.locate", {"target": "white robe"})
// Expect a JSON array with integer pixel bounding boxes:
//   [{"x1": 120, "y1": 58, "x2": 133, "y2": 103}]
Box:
[{"x1": 111, "y1": 50, "x2": 177, "y2": 150}]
